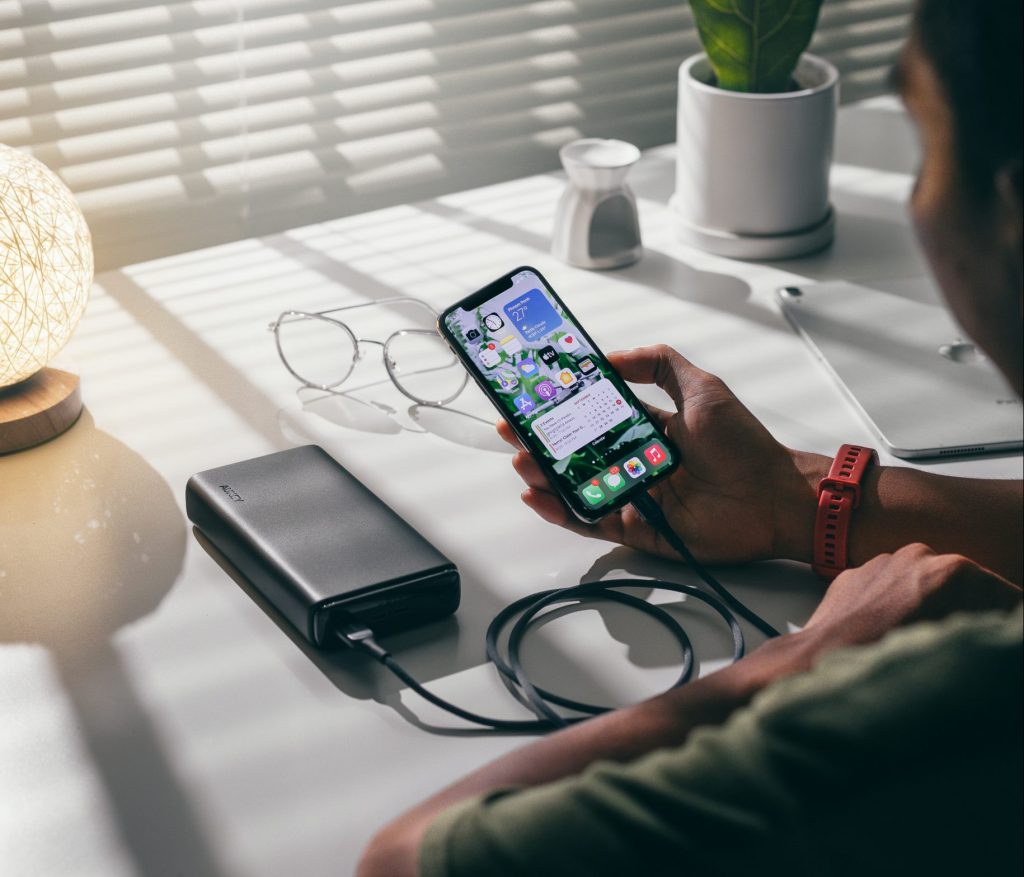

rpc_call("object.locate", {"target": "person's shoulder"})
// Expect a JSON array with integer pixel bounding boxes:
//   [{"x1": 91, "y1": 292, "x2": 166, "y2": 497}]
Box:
[{"x1": 418, "y1": 609, "x2": 1023, "y2": 877}]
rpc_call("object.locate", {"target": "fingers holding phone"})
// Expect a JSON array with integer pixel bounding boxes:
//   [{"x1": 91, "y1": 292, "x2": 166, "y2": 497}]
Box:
[{"x1": 488, "y1": 332, "x2": 810, "y2": 566}]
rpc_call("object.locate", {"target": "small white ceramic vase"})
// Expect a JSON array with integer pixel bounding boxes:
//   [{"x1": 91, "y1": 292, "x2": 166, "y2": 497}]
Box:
[
  {"x1": 672, "y1": 53, "x2": 839, "y2": 260},
  {"x1": 552, "y1": 138, "x2": 642, "y2": 270}
]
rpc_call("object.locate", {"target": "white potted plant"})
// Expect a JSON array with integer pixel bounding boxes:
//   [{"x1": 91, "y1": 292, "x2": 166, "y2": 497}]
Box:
[{"x1": 672, "y1": 0, "x2": 837, "y2": 259}]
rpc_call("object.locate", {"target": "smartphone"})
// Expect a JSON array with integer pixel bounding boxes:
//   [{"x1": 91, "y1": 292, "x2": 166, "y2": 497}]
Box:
[{"x1": 439, "y1": 266, "x2": 678, "y2": 522}]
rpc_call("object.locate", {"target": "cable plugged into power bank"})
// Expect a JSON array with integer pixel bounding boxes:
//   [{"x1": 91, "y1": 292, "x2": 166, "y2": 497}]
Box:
[
  {"x1": 337, "y1": 491, "x2": 780, "y2": 732},
  {"x1": 336, "y1": 617, "x2": 389, "y2": 662},
  {"x1": 184, "y1": 446, "x2": 779, "y2": 732}
]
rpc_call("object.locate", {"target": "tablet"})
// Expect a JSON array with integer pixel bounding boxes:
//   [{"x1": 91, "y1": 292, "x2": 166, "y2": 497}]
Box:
[{"x1": 777, "y1": 281, "x2": 1023, "y2": 458}]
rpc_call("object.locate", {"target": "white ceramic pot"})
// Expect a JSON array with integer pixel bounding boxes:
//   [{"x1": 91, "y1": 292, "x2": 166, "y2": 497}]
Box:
[{"x1": 672, "y1": 52, "x2": 839, "y2": 260}]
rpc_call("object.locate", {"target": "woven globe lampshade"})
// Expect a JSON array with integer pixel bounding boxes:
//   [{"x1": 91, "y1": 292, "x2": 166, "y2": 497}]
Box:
[{"x1": 1, "y1": 143, "x2": 93, "y2": 453}]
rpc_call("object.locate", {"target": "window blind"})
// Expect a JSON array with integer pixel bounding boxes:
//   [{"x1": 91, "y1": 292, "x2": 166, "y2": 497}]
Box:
[{"x1": 2, "y1": 0, "x2": 912, "y2": 270}]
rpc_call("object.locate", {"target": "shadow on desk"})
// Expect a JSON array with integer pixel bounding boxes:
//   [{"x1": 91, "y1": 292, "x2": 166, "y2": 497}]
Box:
[
  {"x1": 282, "y1": 385, "x2": 514, "y2": 454},
  {"x1": 192, "y1": 526, "x2": 464, "y2": 700},
  {"x1": 194, "y1": 525, "x2": 547, "y2": 736},
  {"x1": 776, "y1": 212, "x2": 928, "y2": 284},
  {"x1": 0, "y1": 411, "x2": 222, "y2": 877},
  {"x1": 615, "y1": 249, "x2": 779, "y2": 330},
  {"x1": 195, "y1": 529, "x2": 821, "y2": 737}
]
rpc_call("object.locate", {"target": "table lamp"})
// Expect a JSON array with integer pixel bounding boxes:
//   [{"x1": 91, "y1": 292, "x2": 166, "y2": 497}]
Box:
[{"x1": 0, "y1": 143, "x2": 92, "y2": 454}]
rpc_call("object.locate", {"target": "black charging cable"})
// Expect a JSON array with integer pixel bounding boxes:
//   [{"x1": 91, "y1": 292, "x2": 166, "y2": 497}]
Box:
[{"x1": 337, "y1": 491, "x2": 781, "y2": 732}]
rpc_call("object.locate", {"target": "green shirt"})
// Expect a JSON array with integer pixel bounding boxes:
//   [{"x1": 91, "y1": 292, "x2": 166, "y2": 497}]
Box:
[{"x1": 420, "y1": 607, "x2": 1023, "y2": 876}]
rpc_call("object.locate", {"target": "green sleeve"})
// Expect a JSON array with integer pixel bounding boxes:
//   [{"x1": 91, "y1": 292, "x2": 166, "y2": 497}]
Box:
[{"x1": 419, "y1": 608, "x2": 1023, "y2": 877}]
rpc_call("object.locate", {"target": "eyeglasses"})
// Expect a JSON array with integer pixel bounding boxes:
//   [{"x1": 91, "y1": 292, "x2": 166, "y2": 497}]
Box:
[{"x1": 269, "y1": 297, "x2": 468, "y2": 407}]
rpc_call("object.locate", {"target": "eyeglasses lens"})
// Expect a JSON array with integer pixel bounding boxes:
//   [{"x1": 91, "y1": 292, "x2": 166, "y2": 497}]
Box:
[
  {"x1": 387, "y1": 332, "x2": 466, "y2": 404},
  {"x1": 276, "y1": 316, "x2": 355, "y2": 389}
]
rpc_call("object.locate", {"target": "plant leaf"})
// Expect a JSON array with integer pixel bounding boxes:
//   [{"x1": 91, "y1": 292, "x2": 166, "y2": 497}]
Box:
[{"x1": 689, "y1": 0, "x2": 824, "y2": 93}]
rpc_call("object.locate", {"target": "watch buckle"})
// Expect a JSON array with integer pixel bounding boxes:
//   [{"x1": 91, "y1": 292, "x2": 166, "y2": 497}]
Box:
[{"x1": 818, "y1": 476, "x2": 862, "y2": 508}]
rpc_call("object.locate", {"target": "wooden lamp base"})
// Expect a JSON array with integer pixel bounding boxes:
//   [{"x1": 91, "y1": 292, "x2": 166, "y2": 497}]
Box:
[{"x1": 0, "y1": 368, "x2": 84, "y2": 454}]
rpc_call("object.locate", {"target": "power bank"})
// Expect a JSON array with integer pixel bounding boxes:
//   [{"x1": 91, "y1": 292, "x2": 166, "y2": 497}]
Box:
[{"x1": 185, "y1": 445, "x2": 459, "y2": 646}]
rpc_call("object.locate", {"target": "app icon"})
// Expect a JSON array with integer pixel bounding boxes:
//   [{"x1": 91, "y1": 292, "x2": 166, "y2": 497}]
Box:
[
  {"x1": 539, "y1": 345, "x2": 559, "y2": 366},
  {"x1": 644, "y1": 443, "x2": 668, "y2": 466},
  {"x1": 557, "y1": 368, "x2": 577, "y2": 387},
  {"x1": 518, "y1": 358, "x2": 538, "y2": 376},
  {"x1": 558, "y1": 333, "x2": 581, "y2": 353},
  {"x1": 577, "y1": 355, "x2": 597, "y2": 374},
  {"x1": 497, "y1": 370, "x2": 519, "y2": 391},
  {"x1": 603, "y1": 466, "x2": 625, "y2": 491},
  {"x1": 484, "y1": 313, "x2": 505, "y2": 331},
  {"x1": 479, "y1": 343, "x2": 501, "y2": 368},
  {"x1": 513, "y1": 392, "x2": 536, "y2": 414},
  {"x1": 535, "y1": 380, "x2": 557, "y2": 400},
  {"x1": 466, "y1": 328, "x2": 481, "y2": 342},
  {"x1": 624, "y1": 457, "x2": 646, "y2": 479},
  {"x1": 581, "y1": 481, "x2": 606, "y2": 506},
  {"x1": 500, "y1": 335, "x2": 523, "y2": 356}
]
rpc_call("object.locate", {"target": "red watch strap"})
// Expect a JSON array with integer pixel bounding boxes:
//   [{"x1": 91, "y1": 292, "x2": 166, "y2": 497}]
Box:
[{"x1": 812, "y1": 444, "x2": 877, "y2": 581}]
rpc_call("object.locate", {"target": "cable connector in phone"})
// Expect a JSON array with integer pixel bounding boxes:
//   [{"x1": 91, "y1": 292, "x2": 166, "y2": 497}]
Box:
[{"x1": 630, "y1": 492, "x2": 666, "y2": 527}]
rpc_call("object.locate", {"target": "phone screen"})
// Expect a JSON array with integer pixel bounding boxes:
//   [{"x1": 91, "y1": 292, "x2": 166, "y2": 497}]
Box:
[{"x1": 441, "y1": 267, "x2": 677, "y2": 519}]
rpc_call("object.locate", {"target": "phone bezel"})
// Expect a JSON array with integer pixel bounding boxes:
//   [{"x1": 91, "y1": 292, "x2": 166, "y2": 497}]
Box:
[{"x1": 438, "y1": 265, "x2": 679, "y2": 523}]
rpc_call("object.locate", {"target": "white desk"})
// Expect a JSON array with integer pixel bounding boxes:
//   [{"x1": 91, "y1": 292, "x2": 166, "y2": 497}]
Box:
[{"x1": 2, "y1": 98, "x2": 1020, "y2": 877}]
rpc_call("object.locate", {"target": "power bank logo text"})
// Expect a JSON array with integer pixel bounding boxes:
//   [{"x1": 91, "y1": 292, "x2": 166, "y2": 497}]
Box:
[{"x1": 219, "y1": 484, "x2": 244, "y2": 502}]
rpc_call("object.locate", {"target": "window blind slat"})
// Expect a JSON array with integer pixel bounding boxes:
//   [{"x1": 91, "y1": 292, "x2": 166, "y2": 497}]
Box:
[
  {"x1": 3, "y1": 0, "x2": 913, "y2": 270},
  {"x1": 6, "y1": 13, "x2": 905, "y2": 150}
]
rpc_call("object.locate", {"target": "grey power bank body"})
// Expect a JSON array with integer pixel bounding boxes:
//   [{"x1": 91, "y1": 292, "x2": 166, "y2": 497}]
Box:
[{"x1": 186, "y1": 445, "x2": 459, "y2": 646}]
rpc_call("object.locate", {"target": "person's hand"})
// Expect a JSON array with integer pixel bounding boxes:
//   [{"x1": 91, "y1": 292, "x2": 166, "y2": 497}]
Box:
[
  {"x1": 803, "y1": 543, "x2": 1022, "y2": 651},
  {"x1": 497, "y1": 344, "x2": 825, "y2": 564}
]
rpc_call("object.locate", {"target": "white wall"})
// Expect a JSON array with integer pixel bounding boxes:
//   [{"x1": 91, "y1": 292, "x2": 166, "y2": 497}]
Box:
[{"x1": 2, "y1": 0, "x2": 912, "y2": 270}]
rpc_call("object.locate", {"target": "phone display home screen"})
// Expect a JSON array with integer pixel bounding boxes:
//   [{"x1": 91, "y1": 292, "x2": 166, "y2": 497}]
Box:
[{"x1": 444, "y1": 269, "x2": 674, "y2": 511}]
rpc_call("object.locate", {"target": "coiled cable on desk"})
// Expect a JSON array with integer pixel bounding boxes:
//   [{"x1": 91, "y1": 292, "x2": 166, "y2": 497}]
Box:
[{"x1": 338, "y1": 491, "x2": 781, "y2": 732}]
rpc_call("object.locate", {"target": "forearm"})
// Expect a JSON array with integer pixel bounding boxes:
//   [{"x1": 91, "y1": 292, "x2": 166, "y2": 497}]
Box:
[
  {"x1": 777, "y1": 450, "x2": 1023, "y2": 583},
  {"x1": 357, "y1": 631, "x2": 819, "y2": 877}
]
